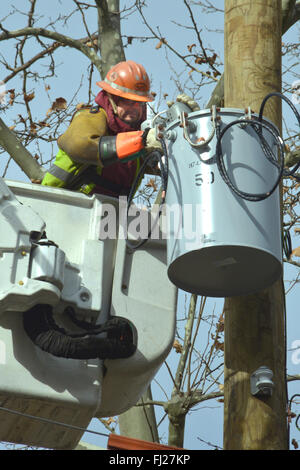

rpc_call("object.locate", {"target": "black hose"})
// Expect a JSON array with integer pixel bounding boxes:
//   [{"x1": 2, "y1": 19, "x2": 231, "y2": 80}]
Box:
[{"x1": 23, "y1": 304, "x2": 137, "y2": 360}]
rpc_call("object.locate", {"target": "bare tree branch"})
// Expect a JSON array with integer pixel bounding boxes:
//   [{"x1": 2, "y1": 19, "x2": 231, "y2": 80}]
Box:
[
  {"x1": 142, "y1": 373, "x2": 300, "y2": 412},
  {"x1": 2, "y1": 41, "x2": 61, "y2": 84},
  {"x1": 287, "y1": 374, "x2": 300, "y2": 381},
  {"x1": 135, "y1": 0, "x2": 218, "y2": 82},
  {"x1": 173, "y1": 294, "x2": 197, "y2": 392},
  {"x1": 0, "y1": 117, "x2": 44, "y2": 180},
  {"x1": 96, "y1": 0, "x2": 125, "y2": 76},
  {"x1": 0, "y1": 26, "x2": 103, "y2": 73},
  {"x1": 285, "y1": 147, "x2": 300, "y2": 167}
]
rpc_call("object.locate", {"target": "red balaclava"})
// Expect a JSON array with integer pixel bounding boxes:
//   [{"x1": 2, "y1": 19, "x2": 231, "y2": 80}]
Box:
[
  {"x1": 95, "y1": 90, "x2": 146, "y2": 134},
  {"x1": 91, "y1": 90, "x2": 146, "y2": 197}
]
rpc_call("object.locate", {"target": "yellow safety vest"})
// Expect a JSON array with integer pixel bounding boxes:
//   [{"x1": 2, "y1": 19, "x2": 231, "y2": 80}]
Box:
[{"x1": 42, "y1": 148, "x2": 141, "y2": 196}]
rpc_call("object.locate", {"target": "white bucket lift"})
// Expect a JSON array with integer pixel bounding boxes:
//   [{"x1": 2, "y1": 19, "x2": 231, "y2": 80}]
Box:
[{"x1": 0, "y1": 179, "x2": 177, "y2": 449}]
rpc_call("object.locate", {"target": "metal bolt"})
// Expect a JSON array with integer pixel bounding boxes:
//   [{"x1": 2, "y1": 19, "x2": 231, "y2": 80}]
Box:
[{"x1": 80, "y1": 291, "x2": 90, "y2": 302}]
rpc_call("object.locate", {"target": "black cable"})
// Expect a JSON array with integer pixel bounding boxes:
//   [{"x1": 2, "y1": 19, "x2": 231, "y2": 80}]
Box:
[
  {"x1": 215, "y1": 92, "x2": 300, "y2": 201},
  {"x1": 0, "y1": 405, "x2": 109, "y2": 440},
  {"x1": 296, "y1": 414, "x2": 300, "y2": 432},
  {"x1": 288, "y1": 394, "x2": 300, "y2": 444},
  {"x1": 283, "y1": 229, "x2": 292, "y2": 259},
  {"x1": 258, "y1": 93, "x2": 300, "y2": 449},
  {"x1": 125, "y1": 144, "x2": 168, "y2": 251},
  {"x1": 259, "y1": 92, "x2": 300, "y2": 180},
  {"x1": 215, "y1": 117, "x2": 285, "y2": 201}
]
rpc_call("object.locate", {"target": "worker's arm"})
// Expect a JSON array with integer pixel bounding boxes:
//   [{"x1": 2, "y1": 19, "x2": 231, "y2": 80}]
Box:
[
  {"x1": 57, "y1": 108, "x2": 108, "y2": 165},
  {"x1": 99, "y1": 128, "x2": 162, "y2": 167},
  {"x1": 58, "y1": 108, "x2": 162, "y2": 167}
]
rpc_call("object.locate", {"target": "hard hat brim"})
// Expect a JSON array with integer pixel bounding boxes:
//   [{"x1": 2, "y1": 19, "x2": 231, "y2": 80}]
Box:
[{"x1": 96, "y1": 80, "x2": 154, "y2": 102}]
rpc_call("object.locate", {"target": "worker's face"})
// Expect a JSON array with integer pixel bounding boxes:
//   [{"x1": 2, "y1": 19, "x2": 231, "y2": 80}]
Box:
[{"x1": 112, "y1": 95, "x2": 145, "y2": 125}]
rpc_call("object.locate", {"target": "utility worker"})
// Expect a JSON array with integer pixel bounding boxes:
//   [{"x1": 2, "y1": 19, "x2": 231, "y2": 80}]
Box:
[
  {"x1": 41, "y1": 60, "x2": 162, "y2": 198},
  {"x1": 28, "y1": 61, "x2": 165, "y2": 362},
  {"x1": 29, "y1": 61, "x2": 200, "y2": 361}
]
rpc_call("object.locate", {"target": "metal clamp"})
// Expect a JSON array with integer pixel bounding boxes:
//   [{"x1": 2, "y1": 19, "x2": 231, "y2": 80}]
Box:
[
  {"x1": 239, "y1": 106, "x2": 254, "y2": 129},
  {"x1": 181, "y1": 105, "x2": 217, "y2": 148}
]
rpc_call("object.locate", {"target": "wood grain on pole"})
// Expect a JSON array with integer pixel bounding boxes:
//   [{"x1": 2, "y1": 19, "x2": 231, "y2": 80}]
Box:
[{"x1": 223, "y1": 0, "x2": 288, "y2": 450}]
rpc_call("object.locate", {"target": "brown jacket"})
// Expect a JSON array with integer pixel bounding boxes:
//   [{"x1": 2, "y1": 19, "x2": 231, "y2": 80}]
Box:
[{"x1": 57, "y1": 107, "x2": 109, "y2": 166}]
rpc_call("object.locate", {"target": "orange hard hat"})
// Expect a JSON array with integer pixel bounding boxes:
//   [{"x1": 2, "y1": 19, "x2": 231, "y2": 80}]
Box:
[{"x1": 96, "y1": 60, "x2": 154, "y2": 102}]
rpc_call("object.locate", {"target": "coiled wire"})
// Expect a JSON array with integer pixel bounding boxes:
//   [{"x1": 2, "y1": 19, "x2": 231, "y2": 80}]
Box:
[
  {"x1": 215, "y1": 117, "x2": 285, "y2": 202},
  {"x1": 259, "y1": 92, "x2": 300, "y2": 181},
  {"x1": 215, "y1": 92, "x2": 300, "y2": 202}
]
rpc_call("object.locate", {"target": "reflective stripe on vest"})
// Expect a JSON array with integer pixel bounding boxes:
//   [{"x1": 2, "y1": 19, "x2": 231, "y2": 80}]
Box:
[
  {"x1": 46, "y1": 163, "x2": 70, "y2": 183},
  {"x1": 42, "y1": 148, "x2": 142, "y2": 196},
  {"x1": 41, "y1": 149, "x2": 84, "y2": 188}
]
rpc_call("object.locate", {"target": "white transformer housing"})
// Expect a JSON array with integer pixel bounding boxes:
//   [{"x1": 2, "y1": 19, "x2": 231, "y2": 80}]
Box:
[{"x1": 165, "y1": 108, "x2": 282, "y2": 297}]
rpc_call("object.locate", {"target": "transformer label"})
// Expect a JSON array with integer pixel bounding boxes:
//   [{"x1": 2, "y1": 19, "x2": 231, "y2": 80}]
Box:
[{"x1": 194, "y1": 171, "x2": 215, "y2": 186}]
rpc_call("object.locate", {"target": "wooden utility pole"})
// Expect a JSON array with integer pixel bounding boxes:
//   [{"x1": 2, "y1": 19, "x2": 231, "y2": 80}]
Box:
[
  {"x1": 223, "y1": 0, "x2": 288, "y2": 449},
  {"x1": 118, "y1": 386, "x2": 159, "y2": 443}
]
